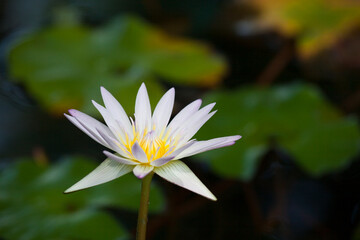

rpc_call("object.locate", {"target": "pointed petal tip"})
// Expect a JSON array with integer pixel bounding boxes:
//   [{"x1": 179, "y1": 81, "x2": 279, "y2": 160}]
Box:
[
  {"x1": 154, "y1": 161, "x2": 216, "y2": 201},
  {"x1": 189, "y1": 99, "x2": 202, "y2": 108},
  {"x1": 64, "y1": 113, "x2": 75, "y2": 122},
  {"x1": 100, "y1": 86, "x2": 107, "y2": 96},
  {"x1": 91, "y1": 100, "x2": 101, "y2": 108},
  {"x1": 225, "y1": 141, "x2": 236, "y2": 147},
  {"x1": 227, "y1": 135, "x2": 242, "y2": 142},
  {"x1": 224, "y1": 135, "x2": 242, "y2": 142},
  {"x1": 201, "y1": 102, "x2": 216, "y2": 113},
  {"x1": 210, "y1": 195, "x2": 217, "y2": 201},
  {"x1": 63, "y1": 159, "x2": 133, "y2": 194},
  {"x1": 64, "y1": 185, "x2": 89, "y2": 194},
  {"x1": 221, "y1": 135, "x2": 242, "y2": 146},
  {"x1": 63, "y1": 187, "x2": 76, "y2": 194},
  {"x1": 103, "y1": 150, "x2": 111, "y2": 156},
  {"x1": 139, "y1": 82, "x2": 147, "y2": 91},
  {"x1": 68, "y1": 109, "x2": 85, "y2": 118},
  {"x1": 165, "y1": 87, "x2": 175, "y2": 98},
  {"x1": 100, "y1": 86, "x2": 111, "y2": 96},
  {"x1": 138, "y1": 83, "x2": 149, "y2": 95},
  {"x1": 68, "y1": 109, "x2": 77, "y2": 115}
]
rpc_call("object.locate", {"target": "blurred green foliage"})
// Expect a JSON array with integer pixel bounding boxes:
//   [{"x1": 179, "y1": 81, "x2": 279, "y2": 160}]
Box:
[
  {"x1": 8, "y1": 15, "x2": 226, "y2": 116},
  {"x1": 253, "y1": 0, "x2": 360, "y2": 57},
  {"x1": 195, "y1": 83, "x2": 360, "y2": 179},
  {"x1": 0, "y1": 156, "x2": 165, "y2": 240}
]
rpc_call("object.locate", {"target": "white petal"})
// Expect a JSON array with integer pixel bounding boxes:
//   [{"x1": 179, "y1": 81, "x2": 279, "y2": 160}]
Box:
[
  {"x1": 100, "y1": 87, "x2": 133, "y2": 136},
  {"x1": 183, "y1": 112, "x2": 216, "y2": 144},
  {"x1": 131, "y1": 142, "x2": 148, "y2": 163},
  {"x1": 103, "y1": 151, "x2": 138, "y2": 165},
  {"x1": 167, "y1": 139, "x2": 196, "y2": 156},
  {"x1": 166, "y1": 99, "x2": 202, "y2": 135},
  {"x1": 175, "y1": 135, "x2": 242, "y2": 159},
  {"x1": 151, "y1": 140, "x2": 196, "y2": 167},
  {"x1": 65, "y1": 114, "x2": 107, "y2": 146},
  {"x1": 66, "y1": 111, "x2": 113, "y2": 148},
  {"x1": 96, "y1": 128, "x2": 129, "y2": 157},
  {"x1": 150, "y1": 156, "x2": 174, "y2": 167},
  {"x1": 177, "y1": 103, "x2": 217, "y2": 145},
  {"x1": 154, "y1": 161, "x2": 216, "y2": 201},
  {"x1": 92, "y1": 100, "x2": 127, "y2": 142},
  {"x1": 152, "y1": 88, "x2": 175, "y2": 135},
  {"x1": 135, "y1": 83, "x2": 151, "y2": 134},
  {"x1": 170, "y1": 103, "x2": 215, "y2": 140},
  {"x1": 133, "y1": 165, "x2": 154, "y2": 178},
  {"x1": 64, "y1": 158, "x2": 133, "y2": 193},
  {"x1": 69, "y1": 109, "x2": 114, "y2": 137}
]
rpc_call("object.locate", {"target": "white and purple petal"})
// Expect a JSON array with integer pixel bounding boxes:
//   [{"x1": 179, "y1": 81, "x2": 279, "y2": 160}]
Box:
[
  {"x1": 174, "y1": 135, "x2": 242, "y2": 160},
  {"x1": 100, "y1": 86, "x2": 133, "y2": 137},
  {"x1": 166, "y1": 99, "x2": 202, "y2": 136},
  {"x1": 64, "y1": 113, "x2": 107, "y2": 147},
  {"x1": 133, "y1": 165, "x2": 154, "y2": 178},
  {"x1": 103, "y1": 151, "x2": 137, "y2": 165},
  {"x1": 68, "y1": 109, "x2": 113, "y2": 137},
  {"x1": 92, "y1": 100, "x2": 127, "y2": 141},
  {"x1": 96, "y1": 128, "x2": 128, "y2": 156},
  {"x1": 131, "y1": 142, "x2": 148, "y2": 163},
  {"x1": 66, "y1": 110, "x2": 114, "y2": 148},
  {"x1": 151, "y1": 140, "x2": 196, "y2": 167},
  {"x1": 174, "y1": 103, "x2": 216, "y2": 145}
]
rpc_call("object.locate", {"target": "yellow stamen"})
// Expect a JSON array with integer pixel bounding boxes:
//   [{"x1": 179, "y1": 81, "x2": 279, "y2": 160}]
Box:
[{"x1": 123, "y1": 124, "x2": 176, "y2": 163}]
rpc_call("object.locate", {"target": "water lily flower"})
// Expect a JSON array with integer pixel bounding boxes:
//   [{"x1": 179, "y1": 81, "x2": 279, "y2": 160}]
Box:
[{"x1": 64, "y1": 83, "x2": 241, "y2": 200}]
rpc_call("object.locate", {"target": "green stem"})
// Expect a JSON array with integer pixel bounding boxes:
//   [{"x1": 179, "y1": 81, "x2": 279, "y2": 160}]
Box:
[{"x1": 136, "y1": 172, "x2": 154, "y2": 240}]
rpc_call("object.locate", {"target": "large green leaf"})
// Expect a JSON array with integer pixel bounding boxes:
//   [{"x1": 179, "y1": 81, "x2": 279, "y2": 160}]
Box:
[
  {"x1": 0, "y1": 156, "x2": 166, "y2": 240},
  {"x1": 253, "y1": 0, "x2": 360, "y2": 57},
  {"x1": 8, "y1": 16, "x2": 226, "y2": 116},
  {"x1": 194, "y1": 83, "x2": 360, "y2": 179}
]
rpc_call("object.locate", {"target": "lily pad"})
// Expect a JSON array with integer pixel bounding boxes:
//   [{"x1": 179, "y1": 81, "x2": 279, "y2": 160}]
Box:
[
  {"x1": 195, "y1": 83, "x2": 360, "y2": 179},
  {"x1": 253, "y1": 0, "x2": 360, "y2": 57},
  {"x1": 0, "y1": 156, "x2": 166, "y2": 240},
  {"x1": 8, "y1": 16, "x2": 226, "y2": 116}
]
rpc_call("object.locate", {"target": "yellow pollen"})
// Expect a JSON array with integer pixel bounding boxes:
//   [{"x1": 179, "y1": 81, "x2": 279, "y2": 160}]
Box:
[{"x1": 120, "y1": 127, "x2": 174, "y2": 162}]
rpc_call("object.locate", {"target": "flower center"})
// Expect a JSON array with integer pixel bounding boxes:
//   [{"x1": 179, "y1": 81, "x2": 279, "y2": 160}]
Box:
[
  {"x1": 136, "y1": 130, "x2": 171, "y2": 161},
  {"x1": 118, "y1": 126, "x2": 176, "y2": 163}
]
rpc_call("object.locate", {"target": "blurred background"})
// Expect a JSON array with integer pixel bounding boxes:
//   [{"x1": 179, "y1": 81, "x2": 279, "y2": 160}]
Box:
[{"x1": 1, "y1": 0, "x2": 360, "y2": 239}]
